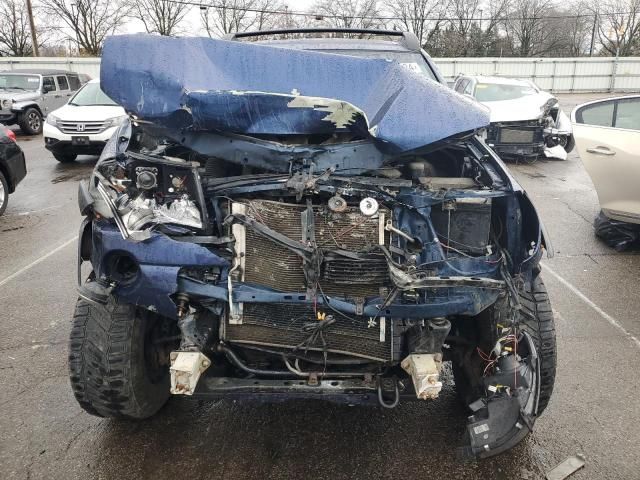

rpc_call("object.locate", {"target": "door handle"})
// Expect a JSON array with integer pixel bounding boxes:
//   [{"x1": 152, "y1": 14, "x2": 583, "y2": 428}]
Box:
[{"x1": 586, "y1": 146, "x2": 616, "y2": 156}]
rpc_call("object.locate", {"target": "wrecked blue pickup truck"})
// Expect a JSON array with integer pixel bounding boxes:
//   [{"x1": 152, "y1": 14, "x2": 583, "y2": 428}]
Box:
[{"x1": 69, "y1": 30, "x2": 556, "y2": 458}]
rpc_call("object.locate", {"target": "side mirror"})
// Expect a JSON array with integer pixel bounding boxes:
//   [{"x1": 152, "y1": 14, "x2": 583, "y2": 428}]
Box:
[{"x1": 42, "y1": 84, "x2": 53, "y2": 94}]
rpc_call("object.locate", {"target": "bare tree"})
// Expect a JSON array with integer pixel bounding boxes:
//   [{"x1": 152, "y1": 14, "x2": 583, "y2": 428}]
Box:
[
  {"x1": 387, "y1": 0, "x2": 448, "y2": 46},
  {"x1": 130, "y1": 0, "x2": 189, "y2": 36},
  {"x1": 40, "y1": 0, "x2": 129, "y2": 55},
  {"x1": 502, "y1": 0, "x2": 569, "y2": 56},
  {"x1": 312, "y1": 0, "x2": 385, "y2": 30},
  {"x1": 444, "y1": 0, "x2": 512, "y2": 55},
  {"x1": 593, "y1": 0, "x2": 640, "y2": 55},
  {"x1": 482, "y1": 0, "x2": 512, "y2": 36},
  {"x1": 253, "y1": 0, "x2": 290, "y2": 30},
  {"x1": 201, "y1": 0, "x2": 289, "y2": 37},
  {"x1": 562, "y1": 1, "x2": 592, "y2": 55},
  {"x1": 449, "y1": 0, "x2": 481, "y2": 47},
  {"x1": 0, "y1": 0, "x2": 33, "y2": 56},
  {"x1": 201, "y1": 0, "x2": 255, "y2": 36}
]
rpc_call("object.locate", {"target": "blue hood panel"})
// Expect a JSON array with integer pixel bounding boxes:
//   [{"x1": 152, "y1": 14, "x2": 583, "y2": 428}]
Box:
[{"x1": 101, "y1": 34, "x2": 489, "y2": 154}]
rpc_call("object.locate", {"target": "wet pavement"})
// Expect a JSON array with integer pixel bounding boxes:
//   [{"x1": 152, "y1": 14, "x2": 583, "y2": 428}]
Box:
[{"x1": 1, "y1": 93, "x2": 639, "y2": 479}]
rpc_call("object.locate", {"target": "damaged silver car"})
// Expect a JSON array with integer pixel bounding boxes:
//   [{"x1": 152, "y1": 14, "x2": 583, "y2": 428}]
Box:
[{"x1": 69, "y1": 29, "x2": 556, "y2": 458}]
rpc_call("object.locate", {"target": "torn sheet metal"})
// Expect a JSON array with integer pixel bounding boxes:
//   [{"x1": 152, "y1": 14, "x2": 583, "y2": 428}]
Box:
[{"x1": 100, "y1": 34, "x2": 489, "y2": 154}]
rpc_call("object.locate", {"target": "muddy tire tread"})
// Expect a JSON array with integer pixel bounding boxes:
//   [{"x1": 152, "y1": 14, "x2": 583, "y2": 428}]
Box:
[
  {"x1": 68, "y1": 298, "x2": 167, "y2": 419},
  {"x1": 518, "y1": 276, "x2": 556, "y2": 415}
]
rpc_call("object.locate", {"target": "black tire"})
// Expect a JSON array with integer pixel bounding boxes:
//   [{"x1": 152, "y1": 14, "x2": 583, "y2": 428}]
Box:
[
  {"x1": 564, "y1": 134, "x2": 575, "y2": 154},
  {"x1": 0, "y1": 171, "x2": 8, "y2": 216},
  {"x1": 18, "y1": 107, "x2": 42, "y2": 135},
  {"x1": 53, "y1": 153, "x2": 77, "y2": 163},
  {"x1": 68, "y1": 297, "x2": 179, "y2": 419},
  {"x1": 518, "y1": 275, "x2": 556, "y2": 415}
]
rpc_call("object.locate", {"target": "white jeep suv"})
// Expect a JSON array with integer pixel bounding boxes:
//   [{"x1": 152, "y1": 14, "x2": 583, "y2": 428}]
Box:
[{"x1": 43, "y1": 79, "x2": 126, "y2": 163}]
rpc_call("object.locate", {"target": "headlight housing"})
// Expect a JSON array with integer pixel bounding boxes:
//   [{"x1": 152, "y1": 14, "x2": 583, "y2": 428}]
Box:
[
  {"x1": 104, "y1": 115, "x2": 129, "y2": 129},
  {"x1": 46, "y1": 113, "x2": 60, "y2": 127},
  {"x1": 87, "y1": 119, "x2": 205, "y2": 241},
  {"x1": 1, "y1": 99, "x2": 12, "y2": 109}
]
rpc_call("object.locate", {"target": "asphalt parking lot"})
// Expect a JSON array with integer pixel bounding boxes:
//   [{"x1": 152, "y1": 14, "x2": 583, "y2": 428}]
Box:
[{"x1": 1, "y1": 93, "x2": 639, "y2": 480}]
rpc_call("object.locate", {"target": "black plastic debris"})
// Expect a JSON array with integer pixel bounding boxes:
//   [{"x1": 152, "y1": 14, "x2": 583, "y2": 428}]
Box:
[{"x1": 594, "y1": 211, "x2": 640, "y2": 251}]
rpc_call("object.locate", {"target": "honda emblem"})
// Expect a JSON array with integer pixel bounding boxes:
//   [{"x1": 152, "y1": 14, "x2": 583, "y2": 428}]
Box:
[{"x1": 76, "y1": 123, "x2": 85, "y2": 132}]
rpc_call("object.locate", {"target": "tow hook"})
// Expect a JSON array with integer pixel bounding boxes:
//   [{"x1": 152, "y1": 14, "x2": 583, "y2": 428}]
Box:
[
  {"x1": 169, "y1": 351, "x2": 211, "y2": 395},
  {"x1": 377, "y1": 377, "x2": 400, "y2": 409}
]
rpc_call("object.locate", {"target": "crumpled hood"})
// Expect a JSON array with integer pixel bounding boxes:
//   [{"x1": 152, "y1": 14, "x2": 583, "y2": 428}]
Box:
[
  {"x1": 100, "y1": 34, "x2": 490, "y2": 154},
  {"x1": 482, "y1": 92, "x2": 555, "y2": 123}
]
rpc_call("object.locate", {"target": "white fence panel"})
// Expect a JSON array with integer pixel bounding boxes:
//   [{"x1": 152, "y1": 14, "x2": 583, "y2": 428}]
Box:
[
  {"x1": 434, "y1": 57, "x2": 640, "y2": 92},
  {"x1": 2, "y1": 55, "x2": 640, "y2": 93}
]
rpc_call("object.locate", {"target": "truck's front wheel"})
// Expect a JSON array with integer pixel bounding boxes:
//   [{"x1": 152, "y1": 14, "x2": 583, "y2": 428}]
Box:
[
  {"x1": 68, "y1": 297, "x2": 179, "y2": 419},
  {"x1": 18, "y1": 107, "x2": 42, "y2": 135}
]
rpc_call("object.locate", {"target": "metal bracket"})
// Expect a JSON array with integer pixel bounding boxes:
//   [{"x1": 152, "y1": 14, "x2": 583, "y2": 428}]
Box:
[
  {"x1": 355, "y1": 297, "x2": 365, "y2": 315},
  {"x1": 170, "y1": 351, "x2": 211, "y2": 395},
  {"x1": 307, "y1": 372, "x2": 319, "y2": 386},
  {"x1": 401, "y1": 353, "x2": 443, "y2": 400}
]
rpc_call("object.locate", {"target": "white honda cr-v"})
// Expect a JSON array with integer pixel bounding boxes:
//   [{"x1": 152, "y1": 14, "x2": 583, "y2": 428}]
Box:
[{"x1": 43, "y1": 79, "x2": 127, "y2": 163}]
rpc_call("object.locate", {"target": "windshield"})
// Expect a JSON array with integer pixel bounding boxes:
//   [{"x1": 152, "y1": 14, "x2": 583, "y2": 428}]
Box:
[
  {"x1": 316, "y1": 50, "x2": 437, "y2": 81},
  {"x1": 0, "y1": 74, "x2": 40, "y2": 91},
  {"x1": 474, "y1": 83, "x2": 537, "y2": 102},
  {"x1": 69, "y1": 82, "x2": 118, "y2": 106}
]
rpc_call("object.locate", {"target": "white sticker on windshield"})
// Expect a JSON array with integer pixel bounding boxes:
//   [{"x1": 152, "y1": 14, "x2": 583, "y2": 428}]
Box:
[
  {"x1": 401, "y1": 63, "x2": 422, "y2": 73},
  {"x1": 27, "y1": 77, "x2": 39, "y2": 83}
]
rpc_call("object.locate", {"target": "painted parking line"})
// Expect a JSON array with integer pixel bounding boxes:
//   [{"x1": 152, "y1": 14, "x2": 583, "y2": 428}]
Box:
[
  {"x1": 543, "y1": 264, "x2": 640, "y2": 349},
  {"x1": 0, "y1": 236, "x2": 78, "y2": 288}
]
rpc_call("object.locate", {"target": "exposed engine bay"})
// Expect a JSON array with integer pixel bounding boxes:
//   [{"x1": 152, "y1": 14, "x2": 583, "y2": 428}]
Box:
[
  {"x1": 74, "y1": 33, "x2": 555, "y2": 459},
  {"x1": 81, "y1": 119, "x2": 547, "y2": 458}
]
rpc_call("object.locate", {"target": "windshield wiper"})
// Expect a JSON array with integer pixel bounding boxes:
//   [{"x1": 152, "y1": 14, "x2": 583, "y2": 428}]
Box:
[{"x1": 68, "y1": 102, "x2": 79, "y2": 106}]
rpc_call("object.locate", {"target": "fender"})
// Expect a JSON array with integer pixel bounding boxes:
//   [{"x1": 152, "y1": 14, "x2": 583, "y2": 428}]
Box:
[{"x1": 11, "y1": 100, "x2": 42, "y2": 114}]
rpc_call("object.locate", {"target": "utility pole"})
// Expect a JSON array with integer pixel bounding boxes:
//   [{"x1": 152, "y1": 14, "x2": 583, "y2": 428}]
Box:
[
  {"x1": 589, "y1": 11, "x2": 598, "y2": 56},
  {"x1": 25, "y1": 0, "x2": 39, "y2": 56}
]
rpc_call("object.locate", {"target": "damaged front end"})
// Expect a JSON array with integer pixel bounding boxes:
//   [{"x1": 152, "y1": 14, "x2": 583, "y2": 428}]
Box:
[
  {"x1": 485, "y1": 97, "x2": 574, "y2": 161},
  {"x1": 75, "y1": 34, "x2": 555, "y2": 458}
]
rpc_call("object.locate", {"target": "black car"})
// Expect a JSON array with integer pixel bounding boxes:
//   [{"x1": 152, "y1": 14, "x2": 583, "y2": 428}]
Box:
[
  {"x1": 70, "y1": 30, "x2": 556, "y2": 459},
  {"x1": 0, "y1": 126, "x2": 27, "y2": 215}
]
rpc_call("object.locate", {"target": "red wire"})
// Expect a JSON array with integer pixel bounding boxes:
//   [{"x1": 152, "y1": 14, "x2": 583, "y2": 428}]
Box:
[{"x1": 514, "y1": 331, "x2": 518, "y2": 390}]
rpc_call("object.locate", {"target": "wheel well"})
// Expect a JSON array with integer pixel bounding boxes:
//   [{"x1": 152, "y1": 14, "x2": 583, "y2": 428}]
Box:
[
  {"x1": 0, "y1": 162, "x2": 14, "y2": 192},
  {"x1": 17, "y1": 104, "x2": 43, "y2": 117}
]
